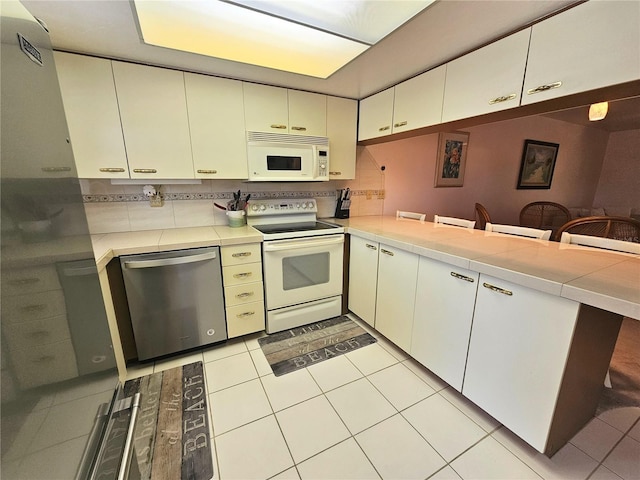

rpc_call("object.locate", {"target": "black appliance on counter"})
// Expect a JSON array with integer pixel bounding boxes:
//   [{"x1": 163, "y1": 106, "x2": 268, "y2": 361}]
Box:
[{"x1": 334, "y1": 188, "x2": 351, "y2": 219}]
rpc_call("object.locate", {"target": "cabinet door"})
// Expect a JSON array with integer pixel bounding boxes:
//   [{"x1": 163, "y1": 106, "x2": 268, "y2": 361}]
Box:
[
  {"x1": 393, "y1": 65, "x2": 445, "y2": 133},
  {"x1": 327, "y1": 96, "x2": 357, "y2": 180},
  {"x1": 348, "y1": 236, "x2": 379, "y2": 326},
  {"x1": 184, "y1": 73, "x2": 248, "y2": 179},
  {"x1": 462, "y1": 274, "x2": 579, "y2": 452},
  {"x1": 55, "y1": 53, "x2": 130, "y2": 178},
  {"x1": 112, "y1": 62, "x2": 194, "y2": 179},
  {"x1": 522, "y1": 1, "x2": 640, "y2": 105},
  {"x1": 288, "y1": 90, "x2": 327, "y2": 136},
  {"x1": 375, "y1": 244, "x2": 419, "y2": 352},
  {"x1": 442, "y1": 28, "x2": 531, "y2": 123},
  {"x1": 243, "y1": 83, "x2": 289, "y2": 133},
  {"x1": 411, "y1": 258, "x2": 478, "y2": 391},
  {"x1": 357, "y1": 87, "x2": 394, "y2": 141}
]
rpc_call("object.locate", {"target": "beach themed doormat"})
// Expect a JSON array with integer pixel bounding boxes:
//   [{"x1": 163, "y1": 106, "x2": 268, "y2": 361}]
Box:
[
  {"x1": 258, "y1": 315, "x2": 377, "y2": 377},
  {"x1": 123, "y1": 361, "x2": 213, "y2": 480}
]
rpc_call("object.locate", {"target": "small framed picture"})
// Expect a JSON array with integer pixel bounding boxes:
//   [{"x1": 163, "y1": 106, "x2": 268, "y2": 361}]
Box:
[
  {"x1": 434, "y1": 131, "x2": 469, "y2": 187},
  {"x1": 517, "y1": 139, "x2": 559, "y2": 189}
]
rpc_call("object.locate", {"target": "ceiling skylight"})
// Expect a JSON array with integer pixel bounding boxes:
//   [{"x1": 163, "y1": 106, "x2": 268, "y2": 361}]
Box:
[{"x1": 133, "y1": 0, "x2": 434, "y2": 79}]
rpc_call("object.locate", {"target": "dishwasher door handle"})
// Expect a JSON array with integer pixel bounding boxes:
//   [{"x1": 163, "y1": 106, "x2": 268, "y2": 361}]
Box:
[{"x1": 122, "y1": 251, "x2": 217, "y2": 269}]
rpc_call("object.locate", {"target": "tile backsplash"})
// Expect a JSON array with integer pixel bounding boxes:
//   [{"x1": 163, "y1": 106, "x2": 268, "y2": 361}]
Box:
[{"x1": 80, "y1": 151, "x2": 386, "y2": 234}]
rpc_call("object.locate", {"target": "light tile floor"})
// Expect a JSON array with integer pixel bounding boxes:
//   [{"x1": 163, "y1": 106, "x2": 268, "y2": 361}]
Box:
[{"x1": 126, "y1": 315, "x2": 640, "y2": 480}]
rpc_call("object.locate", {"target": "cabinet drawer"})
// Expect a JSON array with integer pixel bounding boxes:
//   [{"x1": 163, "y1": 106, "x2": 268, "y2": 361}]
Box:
[
  {"x1": 222, "y1": 263, "x2": 263, "y2": 286},
  {"x1": 221, "y1": 244, "x2": 261, "y2": 266},
  {"x1": 1, "y1": 290, "x2": 67, "y2": 324},
  {"x1": 226, "y1": 301, "x2": 265, "y2": 338},
  {"x1": 10, "y1": 340, "x2": 78, "y2": 389},
  {"x1": 2, "y1": 265, "x2": 61, "y2": 296},
  {"x1": 224, "y1": 282, "x2": 264, "y2": 307},
  {"x1": 3, "y1": 314, "x2": 71, "y2": 349}
]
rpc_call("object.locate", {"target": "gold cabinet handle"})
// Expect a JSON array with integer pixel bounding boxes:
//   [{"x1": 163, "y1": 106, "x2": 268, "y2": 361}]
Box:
[
  {"x1": 34, "y1": 355, "x2": 55, "y2": 363},
  {"x1": 22, "y1": 304, "x2": 46, "y2": 312},
  {"x1": 99, "y1": 167, "x2": 126, "y2": 173},
  {"x1": 366, "y1": 244, "x2": 377, "y2": 250},
  {"x1": 235, "y1": 292, "x2": 255, "y2": 299},
  {"x1": 527, "y1": 81, "x2": 562, "y2": 95},
  {"x1": 132, "y1": 169, "x2": 157, "y2": 174},
  {"x1": 197, "y1": 169, "x2": 218, "y2": 174},
  {"x1": 393, "y1": 121, "x2": 408, "y2": 128},
  {"x1": 270, "y1": 124, "x2": 287, "y2": 129},
  {"x1": 380, "y1": 248, "x2": 394, "y2": 256},
  {"x1": 488, "y1": 93, "x2": 517, "y2": 105},
  {"x1": 41, "y1": 167, "x2": 71, "y2": 172},
  {"x1": 28, "y1": 330, "x2": 51, "y2": 339},
  {"x1": 329, "y1": 171, "x2": 342, "y2": 176},
  {"x1": 291, "y1": 126, "x2": 307, "y2": 131},
  {"x1": 233, "y1": 272, "x2": 253, "y2": 279},
  {"x1": 378, "y1": 126, "x2": 390, "y2": 132},
  {"x1": 231, "y1": 252, "x2": 252, "y2": 258},
  {"x1": 451, "y1": 272, "x2": 475, "y2": 283},
  {"x1": 236, "y1": 311, "x2": 255, "y2": 318},
  {"x1": 483, "y1": 282, "x2": 513, "y2": 296}
]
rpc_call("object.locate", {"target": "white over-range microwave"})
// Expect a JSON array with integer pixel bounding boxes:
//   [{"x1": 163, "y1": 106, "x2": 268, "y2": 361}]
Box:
[{"x1": 246, "y1": 131, "x2": 330, "y2": 182}]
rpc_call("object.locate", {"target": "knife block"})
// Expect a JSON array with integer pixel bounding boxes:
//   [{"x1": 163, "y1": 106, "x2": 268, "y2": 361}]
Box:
[{"x1": 334, "y1": 198, "x2": 350, "y2": 219}]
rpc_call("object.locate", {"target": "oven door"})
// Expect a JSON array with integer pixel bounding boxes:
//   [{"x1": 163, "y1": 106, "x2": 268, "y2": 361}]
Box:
[{"x1": 262, "y1": 234, "x2": 344, "y2": 310}]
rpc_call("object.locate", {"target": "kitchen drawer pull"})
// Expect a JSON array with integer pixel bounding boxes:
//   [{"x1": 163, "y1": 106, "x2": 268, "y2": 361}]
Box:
[
  {"x1": 270, "y1": 124, "x2": 287, "y2": 129},
  {"x1": 527, "y1": 81, "x2": 562, "y2": 95},
  {"x1": 197, "y1": 169, "x2": 218, "y2": 174},
  {"x1": 235, "y1": 292, "x2": 255, "y2": 299},
  {"x1": 378, "y1": 126, "x2": 390, "y2": 132},
  {"x1": 394, "y1": 121, "x2": 408, "y2": 128},
  {"x1": 483, "y1": 282, "x2": 513, "y2": 296},
  {"x1": 233, "y1": 272, "x2": 253, "y2": 279},
  {"x1": 22, "y1": 304, "x2": 46, "y2": 312},
  {"x1": 99, "y1": 167, "x2": 126, "y2": 173},
  {"x1": 132, "y1": 168, "x2": 157, "y2": 174},
  {"x1": 236, "y1": 311, "x2": 255, "y2": 318},
  {"x1": 451, "y1": 272, "x2": 475, "y2": 283},
  {"x1": 380, "y1": 248, "x2": 394, "y2": 256},
  {"x1": 488, "y1": 93, "x2": 516, "y2": 105},
  {"x1": 34, "y1": 355, "x2": 55, "y2": 363},
  {"x1": 291, "y1": 126, "x2": 307, "y2": 131},
  {"x1": 231, "y1": 252, "x2": 252, "y2": 258},
  {"x1": 366, "y1": 244, "x2": 377, "y2": 250},
  {"x1": 8, "y1": 278, "x2": 40, "y2": 286},
  {"x1": 28, "y1": 330, "x2": 51, "y2": 338},
  {"x1": 329, "y1": 171, "x2": 341, "y2": 176},
  {"x1": 41, "y1": 166, "x2": 71, "y2": 172}
]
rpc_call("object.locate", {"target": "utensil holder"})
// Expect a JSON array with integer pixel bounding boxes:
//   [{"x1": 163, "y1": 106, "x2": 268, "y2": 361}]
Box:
[{"x1": 227, "y1": 210, "x2": 246, "y2": 228}]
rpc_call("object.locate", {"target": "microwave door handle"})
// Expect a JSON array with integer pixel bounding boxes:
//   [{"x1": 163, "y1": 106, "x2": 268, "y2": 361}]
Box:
[{"x1": 263, "y1": 236, "x2": 344, "y2": 252}]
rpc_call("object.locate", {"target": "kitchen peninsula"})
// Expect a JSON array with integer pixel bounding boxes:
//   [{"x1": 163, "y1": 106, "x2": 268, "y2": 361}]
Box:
[{"x1": 90, "y1": 216, "x2": 638, "y2": 458}]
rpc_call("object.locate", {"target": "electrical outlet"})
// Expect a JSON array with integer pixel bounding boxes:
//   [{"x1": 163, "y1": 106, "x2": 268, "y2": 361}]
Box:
[{"x1": 149, "y1": 195, "x2": 163, "y2": 207}]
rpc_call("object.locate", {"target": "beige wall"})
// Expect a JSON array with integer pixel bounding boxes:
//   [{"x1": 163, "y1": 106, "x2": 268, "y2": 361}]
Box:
[{"x1": 362, "y1": 115, "x2": 612, "y2": 225}]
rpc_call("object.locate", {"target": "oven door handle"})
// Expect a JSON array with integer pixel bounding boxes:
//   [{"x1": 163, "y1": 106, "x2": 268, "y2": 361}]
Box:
[{"x1": 263, "y1": 235, "x2": 344, "y2": 252}]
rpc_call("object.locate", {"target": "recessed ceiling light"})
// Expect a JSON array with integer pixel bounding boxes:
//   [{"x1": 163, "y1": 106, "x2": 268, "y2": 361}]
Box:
[{"x1": 133, "y1": 0, "x2": 434, "y2": 79}]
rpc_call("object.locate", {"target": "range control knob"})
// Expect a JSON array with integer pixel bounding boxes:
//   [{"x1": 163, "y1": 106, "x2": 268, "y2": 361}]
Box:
[
  {"x1": 301, "y1": 203, "x2": 307, "y2": 209},
  {"x1": 260, "y1": 204, "x2": 266, "y2": 211},
  {"x1": 251, "y1": 204, "x2": 259, "y2": 211}
]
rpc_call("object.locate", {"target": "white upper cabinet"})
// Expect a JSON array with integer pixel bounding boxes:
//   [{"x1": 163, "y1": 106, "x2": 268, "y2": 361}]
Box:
[
  {"x1": 55, "y1": 53, "x2": 129, "y2": 179},
  {"x1": 442, "y1": 28, "x2": 531, "y2": 123},
  {"x1": 326, "y1": 96, "x2": 357, "y2": 180},
  {"x1": 358, "y1": 87, "x2": 394, "y2": 141},
  {"x1": 184, "y1": 73, "x2": 248, "y2": 179},
  {"x1": 392, "y1": 65, "x2": 446, "y2": 134},
  {"x1": 243, "y1": 83, "x2": 327, "y2": 136},
  {"x1": 522, "y1": 1, "x2": 640, "y2": 105},
  {"x1": 112, "y1": 61, "x2": 194, "y2": 179}
]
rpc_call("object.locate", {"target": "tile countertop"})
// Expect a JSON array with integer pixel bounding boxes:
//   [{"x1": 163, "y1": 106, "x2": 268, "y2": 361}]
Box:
[
  {"x1": 91, "y1": 225, "x2": 263, "y2": 271},
  {"x1": 332, "y1": 216, "x2": 640, "y2": 320}
]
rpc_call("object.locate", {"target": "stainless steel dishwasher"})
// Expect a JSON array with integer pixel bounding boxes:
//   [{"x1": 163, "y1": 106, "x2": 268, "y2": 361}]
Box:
[{"x1": 120, "y1": 247, "x2": 227, "y2": 361}]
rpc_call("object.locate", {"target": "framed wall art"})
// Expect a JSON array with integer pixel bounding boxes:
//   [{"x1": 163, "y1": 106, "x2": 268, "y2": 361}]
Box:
[
  {"x1": 434, "y1": 131, "x2": 469, "y2": 187},
  {"x1": 517, "y1": 139, "x2": 559, "y2": 189}
]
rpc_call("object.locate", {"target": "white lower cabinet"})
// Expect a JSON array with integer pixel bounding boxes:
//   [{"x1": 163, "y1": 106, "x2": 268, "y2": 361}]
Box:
[
  {"x1": 221, "y1": 244, "x2": 265, "y2": 338},
  {"x1": 348, "y1": 236, "x2": 419, "y2": 352},
  {"x1": 462, "y1": 274, "x2": 580, "y2": 453},
  {"x1": 411, "y1": 257, "x2": 478, "y2": 391},
  {"x1": 348, "y1": 236, "x2": 379, "y2": 327}
]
